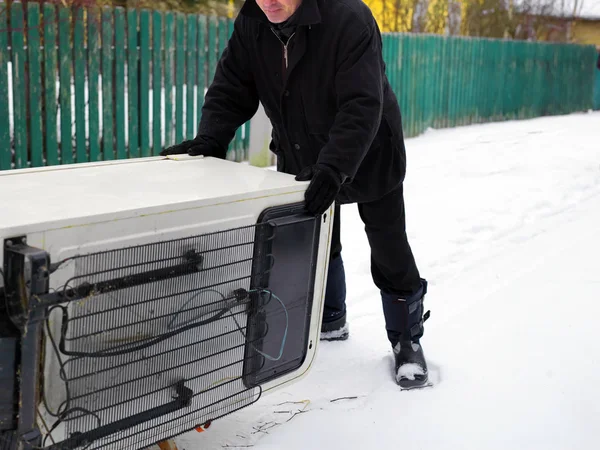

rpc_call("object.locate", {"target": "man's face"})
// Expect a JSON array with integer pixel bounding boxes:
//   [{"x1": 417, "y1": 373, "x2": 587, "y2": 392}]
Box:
[{"x1": 255, "y1": 0, "x2": 302, "y2": 23}]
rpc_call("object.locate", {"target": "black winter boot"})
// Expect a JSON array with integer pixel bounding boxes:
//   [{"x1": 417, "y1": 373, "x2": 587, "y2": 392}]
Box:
[
  {"x1": 320, "y1": 313, "x2": 349, "y2": 341},
  {"x1": 381, "y1": 279, "x2": 430, "y2": 387}
]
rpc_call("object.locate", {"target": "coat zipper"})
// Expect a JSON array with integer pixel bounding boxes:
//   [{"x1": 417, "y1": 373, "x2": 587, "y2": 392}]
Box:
[
  {"x1": 270, "y1": 28, "x2": 302, "y2": 171},
  {"x1": 271, "y1": 29, "x2": 296, "y2": 69}
]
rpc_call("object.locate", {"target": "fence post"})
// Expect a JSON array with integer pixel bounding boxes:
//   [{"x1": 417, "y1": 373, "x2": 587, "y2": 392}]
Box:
[{"x1": 0, "y1": 6, "x2": 9, "y2": 170}]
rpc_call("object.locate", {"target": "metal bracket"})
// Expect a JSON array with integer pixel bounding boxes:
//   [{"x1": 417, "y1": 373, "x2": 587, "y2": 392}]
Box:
[
  {"x1": 3, "y1": 236, "x2": 50, "y2": 329},
  {"x1": 2, "y1": 237, "x2": 49, "y2": 450}
]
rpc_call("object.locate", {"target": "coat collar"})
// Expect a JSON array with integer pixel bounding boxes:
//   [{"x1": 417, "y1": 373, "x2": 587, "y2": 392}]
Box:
[{"x1": 240, "y1": 0, "x2": 322, "y2": 26}]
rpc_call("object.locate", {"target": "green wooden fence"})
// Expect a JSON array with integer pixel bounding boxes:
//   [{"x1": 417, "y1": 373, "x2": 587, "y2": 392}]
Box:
[
  {"x1": 0, "y1": 2, "x2": 249, "y2": 170},
  {"x1": 0, "y1": 2, "x2": 598, "y2": 171},
  {"x1": 594, "y1": 63, "x2": 600, "y2": 111},
  {"x1": 381, "y1": 34, "x2": 598, "y2": 138}
]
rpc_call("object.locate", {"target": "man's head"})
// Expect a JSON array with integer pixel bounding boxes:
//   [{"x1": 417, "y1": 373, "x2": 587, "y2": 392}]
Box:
[{"x1": 255, "y1": 0, "x2": 302, "y2": 23}]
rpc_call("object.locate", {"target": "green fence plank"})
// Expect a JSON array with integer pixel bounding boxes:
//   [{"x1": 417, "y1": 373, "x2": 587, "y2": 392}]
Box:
[
  {"x1": 186, "y1": 14, "x2": 197, "y2": 140},
  {"x1": 11, "y1": 3, "x2": 27, "y2": 168},
  {"x1": 0, "y1": 7, "x2": 10, "y2": 170},
  {"x1": 497, "y1": 40, "x2": 507, "y2": 120},
  {"x1": 586, "y1": 47, "x2": 595, "y2": 110},
  {"x1": 139, "y1": 10, "x2": 150, "y2": 156},
  {"x1": 448, "y1": 37, "x2": 457, "y2": 129},
  {"x1": 561, "y1": 45, "x2": 569, "y2": 115},
  {"x1": 573, "y1": 46, "x2": 582, "y2": 111},
  {"x1": 73, "y1": 7, "x2": 87, "y2": 163},
  {"x1": 495, "y1": 39, "x2": 503, "y2": 119},
  {"x1": 417, "y1": 35, "x2": 426, "y2": 134},
  {"x1": 409, "y1": 36, "x2": 418, "y2": 137},
  {"x1": 400, "y1": 35, "x2": 411, "y2": 133},
  {"x1": 594, "y1": 62, "x2": 600, "y2": 111},
  {"x1": 436, "y1": 36, "x2": 444, "y2": 125},
  {"x1": 468, "y1": 38, "x2": 475, "y2": 124},
  {"x1": 58, "y1": 6, "x2": 73, "y2": 165},
  {"x1": 540, "y1": 44, "x2": 549, "y2": 116},
  {"x1": 44, "y1": 4, "x2": 59, "y2": 166},
  {"x1": 457, "y1": 38, "x2": 466, "y2": 126},
  {"x1": 452, "y1": 37, "x2": 460, "y2": 128},
  {"x1": 524, "y1": 42, "x2": 534, "y2": 118},
  {"x1": 430, "y1": 36, "x2": 440, "y2": 129},
  {"x1": 175, "y1": 13, "x2": 185, "y2": 144},
  {"x1": 544, "y1": 44, "x2": 551, "y2": 115},
  {"x1": 385, "y1": 34, "x2": 395, "y2": 112},
  {"x1": 460, "y1": 38, "x2": 467, "y2": 124},
  {"x1": 218, "y1": 17, "x2": 228, "y2": 61},
  {"x1": 438, "y1": 37, "x2": 450, "y2": 128},
  {"x1": 514, "y1": 41, "x2": 523, "y2": 119},
  {"x1": 468, "y1": 38, "x2": 475, "y2": 123},
  {"x1": 88, "y1": 8, "x2": 101, "y2": 162},
  {"x1": 558, "y1": 45, "x2": 565, "y2": 112},
  {"x1": 243, "y1": 122, "x2": 250, "y2": 161},
  {"x1": 27, "y1": 3, "x2": 43, "y2": 167},
  {"x1": 153, "y1": 11, "x2": 163, "y2": 155},
  {"x1": 464, "y1": 38, "x2": 473, "y2": 125},
  {"x1": 102, "y1": 8, "x2": 114, "y2": 160},
  {"x1": 115, "y1": 8, "x2": 126, "y2": 159},
  {"x1": 412, "y1": 35, "x2": 421, "y2": 135},
  {"x1": 504, "y1": 40, "x2": 514, "y2": 119},
  {"x1": 128, "y1": 9, "x2": 140, "y2": 158},
  {"x1": 532, "y1": 44, "x2": 540, "y2": 117},
  {"x1": 164, "y1": 12, "x2": 175, "y2": 148},
  {"x1": 483, "y1": 39, "x2": 493, "y2": 121},
  {"x1": 426, "y1": 35, "x2": 434, "y2": 130},
  {"x1": 403, "y1": 35, "x2": 412, "y2": 136},
  {"x1": 197, "y1": 15, "x2": 208, "y2": 128},
  {"x1": 424, "y1": 36, "x2": 433, "y2": 130},
  {"x1": 452, "y1": 37, "x2": 460, "y2": 126},
  {"x1": 385, "y1": 34, "x2": 395, "y2": 103},
  {"x1": 478, "y1": 39, "x2": 486, "y2": 123},
  {"x1": 234, "y1": 123, "x2": 243, "y2": 161},
  {"x1": 593, "y1": 49, "x2": 600, "y2": 110},
  {"x1": 438, "y1": 36, "x2": 447, "y2": 128},
  {"x1": 389, "y1": 35, "x2": 396, "y2": 110},
  {"x1": 432, "y1": 36, "x2": 440, "y2": 128},
  {"x1": 448, "y1": 38, "x2": 461, "y2": 127},
  {"x1": 208, "y1": 16, "x2": 218, "y2": 85},
  {"x1": 228, "y1": 18, "x2": 243, "y2": 160},
  {"x1": 463, "y1": 37, "x2": 471, "y2": 124},
  {"x1": 561, "y1": 45, "x2": 574, "y2": 113}
]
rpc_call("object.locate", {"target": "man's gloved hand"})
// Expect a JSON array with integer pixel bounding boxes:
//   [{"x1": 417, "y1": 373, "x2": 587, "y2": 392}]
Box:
[
  {"x1": 295, "y1": 164, "x2": 344, "y2": 216},
  {"x1": 159, "y1": 138, "x2": 218, "y2": 157}
]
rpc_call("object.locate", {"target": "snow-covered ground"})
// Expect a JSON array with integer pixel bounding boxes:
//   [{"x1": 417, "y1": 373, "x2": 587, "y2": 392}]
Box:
[{"x1": 176, "y1": 112, "x2": 600, "y2": 450}]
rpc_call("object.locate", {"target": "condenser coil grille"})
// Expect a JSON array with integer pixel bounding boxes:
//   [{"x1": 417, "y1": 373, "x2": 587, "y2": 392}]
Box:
[{"x1": 40, "y1": 224, "x2": 275, "y2": 450}]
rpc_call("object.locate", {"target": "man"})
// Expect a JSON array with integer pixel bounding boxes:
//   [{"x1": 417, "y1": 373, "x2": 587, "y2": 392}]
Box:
[{"x1": 161, "y1": 0, "x2": 430, "y2": 388}]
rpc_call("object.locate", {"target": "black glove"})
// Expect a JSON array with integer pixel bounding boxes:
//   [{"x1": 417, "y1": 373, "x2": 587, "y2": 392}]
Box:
[
  {"x1": 295, "y1": 164, "x2": 344, "y2": 216},
  {"x1": 159, "y1": 137, "x2": 220, "y2": 157}
]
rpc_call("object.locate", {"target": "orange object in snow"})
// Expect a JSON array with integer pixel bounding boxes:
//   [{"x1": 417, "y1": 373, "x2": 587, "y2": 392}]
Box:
[
  {"x1": 156, "y1": 440, "x2": 179, "y2": 450},
  {"x1": 195, "y1": 421, "x2": 212, "y2": 433}
]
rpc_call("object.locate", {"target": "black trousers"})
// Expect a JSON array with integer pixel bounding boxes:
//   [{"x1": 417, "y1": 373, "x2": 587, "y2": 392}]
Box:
[{"x1": 323, "y1": 184, "x2": 426, "y2": 344}]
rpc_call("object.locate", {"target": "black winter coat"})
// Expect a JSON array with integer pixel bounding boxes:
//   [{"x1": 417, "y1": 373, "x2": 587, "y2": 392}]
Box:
[{"x1": 198, "y1": 0, "x2": 408, "y2": 204}]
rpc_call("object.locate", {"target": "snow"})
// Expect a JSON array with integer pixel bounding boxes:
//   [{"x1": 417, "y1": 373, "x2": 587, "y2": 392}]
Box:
[
  {"x1": 393, "y1": 342, "x2": 426, "y2": 382},
  {"x1": 319, "y1": 323, "x2": 350, "y2": 341},
  {"x1": 175, "y1": 112, "x2": 600, "y2": 450},
  {"x1": 396, "y1": 363, "x2": 425, "y2": 381}
]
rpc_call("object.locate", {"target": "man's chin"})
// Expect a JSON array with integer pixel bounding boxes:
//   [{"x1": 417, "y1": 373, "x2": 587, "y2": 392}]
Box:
[{"x1": 265, "y1": 11, "x2": 288, "y2": 23}]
